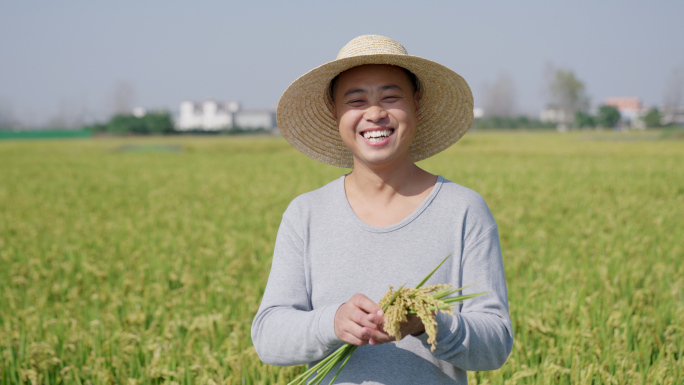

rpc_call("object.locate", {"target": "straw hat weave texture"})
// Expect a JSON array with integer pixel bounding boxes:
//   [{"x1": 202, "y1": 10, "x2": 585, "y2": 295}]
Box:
[{"x1": 277, "y1": 35, "x2": 474, "y2": 168}]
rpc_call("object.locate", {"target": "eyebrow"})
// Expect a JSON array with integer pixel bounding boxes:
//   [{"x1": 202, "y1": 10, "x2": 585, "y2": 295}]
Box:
[{"x1": 342, "y1": 84, "x2": 403, "y2": 98}]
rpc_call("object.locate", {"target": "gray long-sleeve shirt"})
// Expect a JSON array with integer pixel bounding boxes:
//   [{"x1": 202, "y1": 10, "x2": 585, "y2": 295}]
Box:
[{"x1": 251, "y1": 175, "x2": 513, "y2": 384}]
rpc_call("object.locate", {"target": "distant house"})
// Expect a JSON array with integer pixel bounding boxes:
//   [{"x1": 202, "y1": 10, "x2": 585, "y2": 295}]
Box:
[
  {"x1": 604, "y1": 97, "x2": 643, "y2": 128},
  {"x1": 176, "y1": 100, "x2": 239, "y2": 131},
  {"x1": 539, "y1": 105, "x2": 573, "y2": 131},
  {"x1": 234, "y1": 109, "x2": 276, "y2": 130},
  {"x1": 175, "y1": 100, "x2": 276, "y2": 131},
  {"x1": 539, "y1": 105, "x2": 569, "y2": 125}
]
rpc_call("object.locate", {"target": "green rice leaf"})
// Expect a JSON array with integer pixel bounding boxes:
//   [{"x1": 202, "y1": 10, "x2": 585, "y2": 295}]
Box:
[{"x1": 414, "y1": 253, "x2": 451, "y2": 290}]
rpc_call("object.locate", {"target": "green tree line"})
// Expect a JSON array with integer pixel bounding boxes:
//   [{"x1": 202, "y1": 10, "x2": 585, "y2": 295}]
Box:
[
  {"x1": 473, "y1": 116, "x2": 556, "y2": 130},
  {"x1": 84, "y1": 111, "x2": 271, "y2": 135},
  {"x1": 85, "y1": 111, "x2": 175, "y2": 135}
]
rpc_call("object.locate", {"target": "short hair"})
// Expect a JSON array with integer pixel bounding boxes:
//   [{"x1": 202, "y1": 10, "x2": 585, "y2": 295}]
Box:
[{"x1": 328, "y1": 66, "x2": 421, "y2": 104}]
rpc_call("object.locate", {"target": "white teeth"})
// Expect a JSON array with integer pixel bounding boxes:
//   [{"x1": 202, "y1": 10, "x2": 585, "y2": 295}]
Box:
[{"x1": 362, "y1": 129, "x2": 393, "y2": 139}]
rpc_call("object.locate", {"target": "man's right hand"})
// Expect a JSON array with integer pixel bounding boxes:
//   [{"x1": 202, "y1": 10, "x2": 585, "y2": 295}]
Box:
[{"x1": 334, "y1": 293, "x2": 393, "y2": 346}]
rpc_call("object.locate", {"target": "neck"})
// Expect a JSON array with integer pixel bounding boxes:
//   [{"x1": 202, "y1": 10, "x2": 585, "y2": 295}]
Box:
[{"x1": 345, "y1": 157, "x2": 433, "y2": 199}]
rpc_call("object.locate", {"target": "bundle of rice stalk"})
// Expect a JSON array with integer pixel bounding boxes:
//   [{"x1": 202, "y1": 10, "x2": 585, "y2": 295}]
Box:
[{"x1": 287, "y1": 254, "x2": 487, "y2": 385}]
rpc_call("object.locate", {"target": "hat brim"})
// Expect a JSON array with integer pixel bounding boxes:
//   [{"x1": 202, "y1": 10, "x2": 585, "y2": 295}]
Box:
[{"x1": 277, "y1": 53, "x2": 474, "y2": 168}]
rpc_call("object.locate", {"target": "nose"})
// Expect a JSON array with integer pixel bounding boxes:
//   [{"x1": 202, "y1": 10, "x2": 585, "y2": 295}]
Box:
[{"x1": 364, "y1": 105, "x2": 388, "y2": 123}]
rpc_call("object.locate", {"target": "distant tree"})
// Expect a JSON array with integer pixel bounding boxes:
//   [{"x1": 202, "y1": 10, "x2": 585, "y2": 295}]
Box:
[
  {"x1": 142, "y1": 111, "x2": 175, "y2": 134},
  {"x1": 110, "y1": 80, "x2": 136, "y2": 115},
  {"x1": 104, "y1": 110, "x2": 174, "y2": 135},
  {"x1": 41, "y1": 97, "x2": 94, "y2": 129},
  {"x1": 544, "y1": 63, "x2": 590, "y2": 128},
  {"x1": 642, "y1": 108, "x2": 663, "y2": 128},
  {"x1": 574, "y1": 111, "x2": 595, "y2": 128},
  {"x1": 84, "y1": 122, "x2": 108, "y2": 133},
  {"x1": 0, "y1": 97, "x2": 18, "y2": 130},
  {"x1": 482, "y1": 72, "x2": 517, "y2": 117},
  {"x1": 596, "y1": 105, "x2": 621, "y2": 128},
  {"x1": 662, "y1": 66, "x2": 683, "y2": 124},
  {"x1": 108, "y1": 114, "x2": 143, "y2": 134}
]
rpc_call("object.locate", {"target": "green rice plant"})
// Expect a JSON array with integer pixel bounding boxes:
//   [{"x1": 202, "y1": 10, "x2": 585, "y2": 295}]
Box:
[{"x1": 0, "y1": 131, "x2": 681, "y2": 384}]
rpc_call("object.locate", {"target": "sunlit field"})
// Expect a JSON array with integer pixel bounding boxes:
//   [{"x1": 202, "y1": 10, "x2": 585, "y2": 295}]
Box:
[{"x1": 1, "y1": 131, "x2": 682, "y2": 384}]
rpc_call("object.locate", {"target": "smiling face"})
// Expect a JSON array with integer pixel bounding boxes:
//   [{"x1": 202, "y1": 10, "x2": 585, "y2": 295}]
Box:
[{"x1": 331, "y1": 64, "x2": 420, "y2": 169}]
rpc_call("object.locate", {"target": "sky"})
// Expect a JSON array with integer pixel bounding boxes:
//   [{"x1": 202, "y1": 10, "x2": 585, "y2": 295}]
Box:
[{"x1": 1, "y1": 1, "x2": 683, "y2": 127}]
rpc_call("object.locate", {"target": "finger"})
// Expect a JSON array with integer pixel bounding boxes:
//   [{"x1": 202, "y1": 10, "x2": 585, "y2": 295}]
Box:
[
  {"x1": 339, "y1": 317, "x2": 392, "y2": 345},
  {"x1": 366, "y1": 311, "x2": 386, "y2": 327},
  {"x1": 360, "y1": 326, "x2": 394, "y2": 345},
  {"x1": 335, "y1": 302, "x2": 381, "y2": 343},
  {"x1": 338, "y1": 312, "x2": 374, "y2": 337},
  {"x1": 350, "y1": 294, "x2": 383, "y2": 316},
  {"x1": 339, "y1": 331, "x2": 368, "y2": 346},
  {"x1": 343, "y1": 323, "x2": 378, "y2": 345},
  {"x1": 345, "y1": 306, "x2": 384, "y2": 331},
  {"x1": 368, "y1": 331, "x2": 394, "y2": 344}
]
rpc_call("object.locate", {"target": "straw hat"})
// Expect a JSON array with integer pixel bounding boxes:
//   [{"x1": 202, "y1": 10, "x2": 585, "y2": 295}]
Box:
[{"x1": 277, "y1": 35, "x2": 474, "y2": 168}]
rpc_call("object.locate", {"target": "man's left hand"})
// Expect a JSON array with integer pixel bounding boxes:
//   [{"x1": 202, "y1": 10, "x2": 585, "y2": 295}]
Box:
[{"x1": 399, "y1": 315, "x2": 425, "y2": 337}]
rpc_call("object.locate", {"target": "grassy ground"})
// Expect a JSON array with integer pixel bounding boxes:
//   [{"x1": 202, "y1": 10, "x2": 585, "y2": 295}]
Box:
[{"x1": 0, "y1": 131, "x2": 682, "y2": 384}]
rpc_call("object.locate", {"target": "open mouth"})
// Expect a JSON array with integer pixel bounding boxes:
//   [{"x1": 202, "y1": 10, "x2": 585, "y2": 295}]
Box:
[{"x1": 361, "y1": 129, "x2": 394, "y2": 143}]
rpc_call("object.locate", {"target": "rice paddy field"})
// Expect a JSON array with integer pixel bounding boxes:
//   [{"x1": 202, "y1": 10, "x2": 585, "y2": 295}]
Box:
[{"x1": 1, "y1": 130, "x2": 682, "y2": 384}]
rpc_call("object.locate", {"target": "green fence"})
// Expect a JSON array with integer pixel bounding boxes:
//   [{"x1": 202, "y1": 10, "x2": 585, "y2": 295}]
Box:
[{"x1": 0, "y1": 130, "x2": 92, "y2": 140}]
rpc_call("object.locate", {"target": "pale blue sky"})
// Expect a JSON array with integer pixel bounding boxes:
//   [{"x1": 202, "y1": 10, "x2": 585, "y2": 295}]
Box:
[{"x1": 1, "y1": 1, "x2": 683, "y2": 126}]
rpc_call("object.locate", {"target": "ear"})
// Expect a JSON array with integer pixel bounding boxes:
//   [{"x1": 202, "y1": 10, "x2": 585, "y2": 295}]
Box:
[
  {"x1": 414, "y1": 92, "x2": 420, "y2": 112},
  {"x1": 332, "y1": 103, "x2": 338, "y2": 120}
]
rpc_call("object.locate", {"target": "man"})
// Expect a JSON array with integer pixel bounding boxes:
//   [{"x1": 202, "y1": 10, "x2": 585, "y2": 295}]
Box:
[{"x1": 252, "y1": 35, "x2": 513, "y2": 384}]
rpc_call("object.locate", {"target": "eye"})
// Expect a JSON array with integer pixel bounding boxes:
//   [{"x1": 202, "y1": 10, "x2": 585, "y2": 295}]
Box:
[
  {"x1": 383, "y1": 95, "x2": 400, "y2": 102},
  {"x1": 347, "y1": 99, "x2": 365, "y2": 107}
]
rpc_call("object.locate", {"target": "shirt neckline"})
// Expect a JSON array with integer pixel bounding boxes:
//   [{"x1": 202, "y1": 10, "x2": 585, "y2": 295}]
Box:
[{"x1": 339, "y1": 174, "x2": 444, "y2": 233}]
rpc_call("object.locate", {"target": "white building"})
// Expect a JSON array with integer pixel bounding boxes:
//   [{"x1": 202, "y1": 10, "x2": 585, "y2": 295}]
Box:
[
  {"x1": 175, "y1": 100, "x2": 276, "y2": 131},
  {"x1": 234, "y1": 110, "x2": 276, "y2": 130},
  {"x1": 540, "y1": 105, "x2": 569, "y2": 124},
  {"x1": 176, "y1": 100, "x2": 240, "y2": 131}
]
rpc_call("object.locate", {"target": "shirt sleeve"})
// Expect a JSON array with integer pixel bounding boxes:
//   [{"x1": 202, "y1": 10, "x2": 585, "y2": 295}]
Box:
[
  {"x1": 250, "y1": 202, "x2": 342, "y2": 366},
  {"x1": 414, "y1": 223, "x2": 514, "y2": 370}
]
